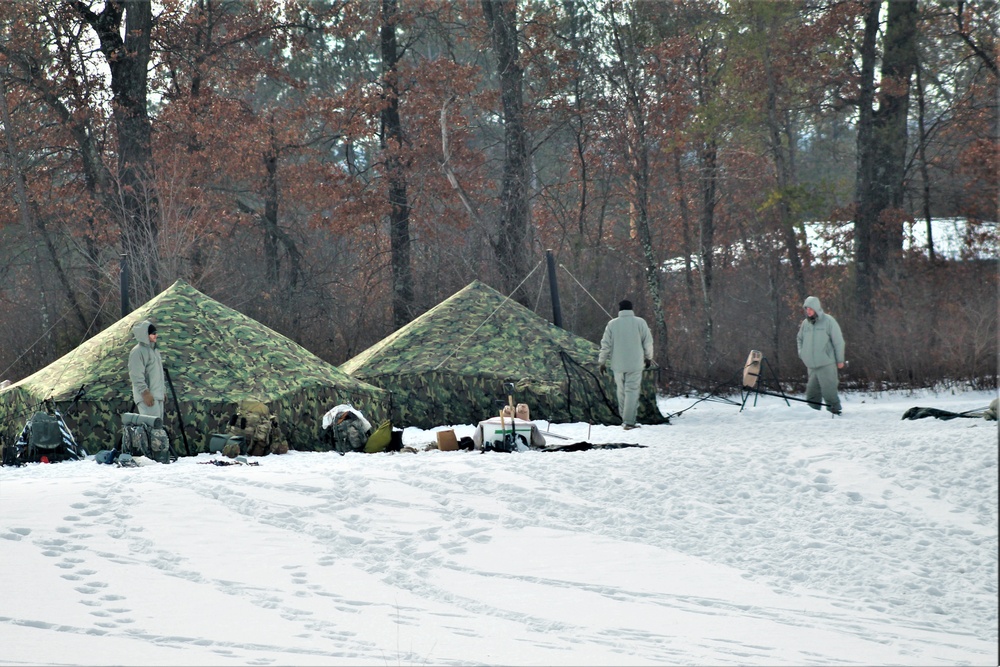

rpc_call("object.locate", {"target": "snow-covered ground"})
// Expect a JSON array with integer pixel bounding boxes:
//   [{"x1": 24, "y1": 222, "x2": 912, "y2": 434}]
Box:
[{"x1": 1, "y1": 388, "x2": 996, "y2": 666}]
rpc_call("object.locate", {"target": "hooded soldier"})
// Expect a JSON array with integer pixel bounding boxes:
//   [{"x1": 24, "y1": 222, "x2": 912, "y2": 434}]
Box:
[
  {"x1": 796, "y1": 296, "x2": 845, "y2": 415},
  {"x1": 129, "y1": 320, "x2": 165, "y2": 420}
]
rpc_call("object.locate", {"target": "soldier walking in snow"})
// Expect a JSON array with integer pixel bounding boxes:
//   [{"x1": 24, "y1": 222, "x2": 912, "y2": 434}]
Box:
[
  {"x1": 599, "y1": 300, "x2": 654, "y2": 430},
  {"x1": 796, "y1": 296, "x2": 845, "y2": 416}
]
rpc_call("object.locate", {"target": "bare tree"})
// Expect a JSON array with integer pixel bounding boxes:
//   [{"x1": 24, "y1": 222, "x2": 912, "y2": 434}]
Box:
[
  {"x1": 482, "y1": 0, "x2": 531, "y2": 304},
  {"x1": 602, "y1": 1, "x2": 670, "y2": 369},
  {"x1": 72, "y1": 0, "x2": 161, "y2": 303},
  {"x1": 751, "y1": 3, "x2": 808, "y2": 304},
  {"x1": 853, "y1": 0, "x2": 918, "y2": 318},
  {"x1": 380, "y1": 0, "x2": 414, "y2": 328}
]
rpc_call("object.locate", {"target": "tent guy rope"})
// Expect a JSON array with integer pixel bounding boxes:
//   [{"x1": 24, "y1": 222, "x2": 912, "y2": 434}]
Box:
[{"x1": 431, "y1": 260, "x2": 545, "y2": 372}]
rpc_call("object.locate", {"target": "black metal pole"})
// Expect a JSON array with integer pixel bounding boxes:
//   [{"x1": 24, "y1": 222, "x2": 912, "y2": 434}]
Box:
[
  {"x1": 120, "y1": 253, "x2": 130, "y2": 317},
  {"x1": 546, "y1": 249, "x2": 562, "y2": 328},
  {"x1": 164, "y1": 367, "x2": 192, "y2": 457}
]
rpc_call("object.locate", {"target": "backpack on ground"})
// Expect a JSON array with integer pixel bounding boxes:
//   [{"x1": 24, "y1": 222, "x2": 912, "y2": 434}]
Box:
[
  {"x1": 331, "y1": 411, "x2": 370, "y2": 454},
  {"x1": 322, "y1": 405, "x2": 372, "y2": 455},
  {"x1": 227, "y1": 399, "x2": 287, "y2": 456},
  {"x1": 14, "y1": 410, "x2": 84, "y2": 463},
  {"x1": 324, "y1": 411, "x2": 369, "y2": 454},
  {"x1": 120, "y1": 412, "x2": 171, "y2": 464}
]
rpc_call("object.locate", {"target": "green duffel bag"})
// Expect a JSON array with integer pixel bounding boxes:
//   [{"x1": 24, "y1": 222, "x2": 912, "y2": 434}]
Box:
[{"x1": 364, "y1": 420, "x2": 392, "y2": 453}]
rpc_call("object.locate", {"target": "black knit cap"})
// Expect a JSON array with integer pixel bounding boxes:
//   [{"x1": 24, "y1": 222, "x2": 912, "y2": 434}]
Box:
[
  {"x1": 619, "y1": 300, "x2": 632, "y2": 311},
  {"x1": 148, "y1": 324, "x2": 157, "y2": 335}
]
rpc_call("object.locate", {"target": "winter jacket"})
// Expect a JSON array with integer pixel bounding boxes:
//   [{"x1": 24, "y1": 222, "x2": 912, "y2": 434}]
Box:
[
  {"x1": 599, "y1": 310, "x2": 654, "y2": 373},
  {"x1": 128, "y1": 319, "x2": 165, "y2": 406},
  {"x1": 796, "y1": 296, "x2": 845, "y2": 369}
]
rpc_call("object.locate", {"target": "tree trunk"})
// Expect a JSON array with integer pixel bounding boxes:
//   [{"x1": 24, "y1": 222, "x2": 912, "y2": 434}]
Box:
[
  {"x1": 603, "y1": 1, "x2": 669, "y2": 370},
  {"x1": 624, "y1": 119, "x2": 669, "y2": 372},
  {"x1": 0, "y1": 70, "x2": 90, "y2": 338},
  {"x1": 761, "y1": 31, "x2": 807, "y2": 304},
  {"x1": 263, "y1": 131, "x2": 280, "y2": 285},
  {"x1": 871, "y1": 0, "x2": 918, "y2": 268},
  {"x1": 853, "y1": 0, "x2": 881, "y2": 318},
  {"x1": 75, "y1": 0, "x2": 161, "y2": 303},
  {"x1": 914, "y1": 62, "x2": 936, "y2": 263},
  {"x1": 482, "y1": 0, "x2": 531, "y2": 305},
  {"x1": 262, "y1": 121, "x2": 302, "y2": 290},
  {"x1": 5, "y1": 14, "x2": 115, "y2": 333},
  {"x1": 381, "y1": 0, "x2": 414, "y2": 328},
  {"x1": 698, "y1": 138, "x2": 718, "y2": 374},
  {"x1": 673, "y1": 148, "x2": 697, "y2": 311},
  {"x1": 854, "y1": 0, "x2": 917, "y2": 317},
  {"x1": 626, "y1": 143, "x2": 670, "y2": 371},
  {"x1": 1, "y1": 71, "x2": 48, "y2": 355}
]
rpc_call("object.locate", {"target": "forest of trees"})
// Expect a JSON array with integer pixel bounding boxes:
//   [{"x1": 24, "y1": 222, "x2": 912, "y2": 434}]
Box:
[{"x1": 0, "y1": 0, "x2": 996, "y2": 396}]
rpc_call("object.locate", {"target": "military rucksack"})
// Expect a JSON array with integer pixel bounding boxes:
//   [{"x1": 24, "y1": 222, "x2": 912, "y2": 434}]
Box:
[
  {"x1": 227, "y1": 400, "x2": 287, "y2": 456},
  {"x1": 14, "y1": 410, "x2": 83, "y2": 464},
  {"x1": 327, "y1": 411, "x2": 371, "y2": 454},
  {"x1": 120, "y1": 413, "x2": 171, "y2": 464}
]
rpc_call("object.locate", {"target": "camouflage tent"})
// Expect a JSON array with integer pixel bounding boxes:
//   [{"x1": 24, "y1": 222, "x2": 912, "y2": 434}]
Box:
[
  {"x1": 341, "y1": 280, "x2": 665, "y2": 428},
  {"x1": 0, "y1": 280, "x2": 389, "y2": 457}
]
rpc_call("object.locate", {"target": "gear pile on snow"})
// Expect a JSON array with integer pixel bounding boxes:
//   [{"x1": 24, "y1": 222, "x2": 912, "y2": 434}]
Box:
[{"x1": 901, "y1": 397, "x2": 997, "y2": 421}]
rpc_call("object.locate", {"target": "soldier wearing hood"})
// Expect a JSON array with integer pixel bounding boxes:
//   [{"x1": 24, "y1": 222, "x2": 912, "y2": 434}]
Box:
[
  {"x1": 796, "y1": 296, "x2": 845, "y2": 415},
  {"x1": 129, "y1": 320, "x2": 165, "y2": 420}
]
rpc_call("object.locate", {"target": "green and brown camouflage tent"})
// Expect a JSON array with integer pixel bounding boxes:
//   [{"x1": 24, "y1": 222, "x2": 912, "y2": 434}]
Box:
[
  {"x1": 341, "y1": 280, "x2": 665, "y2": 428},
  {"x1": 0, "y1": 280, "x2": 390, "y2": 456}
]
